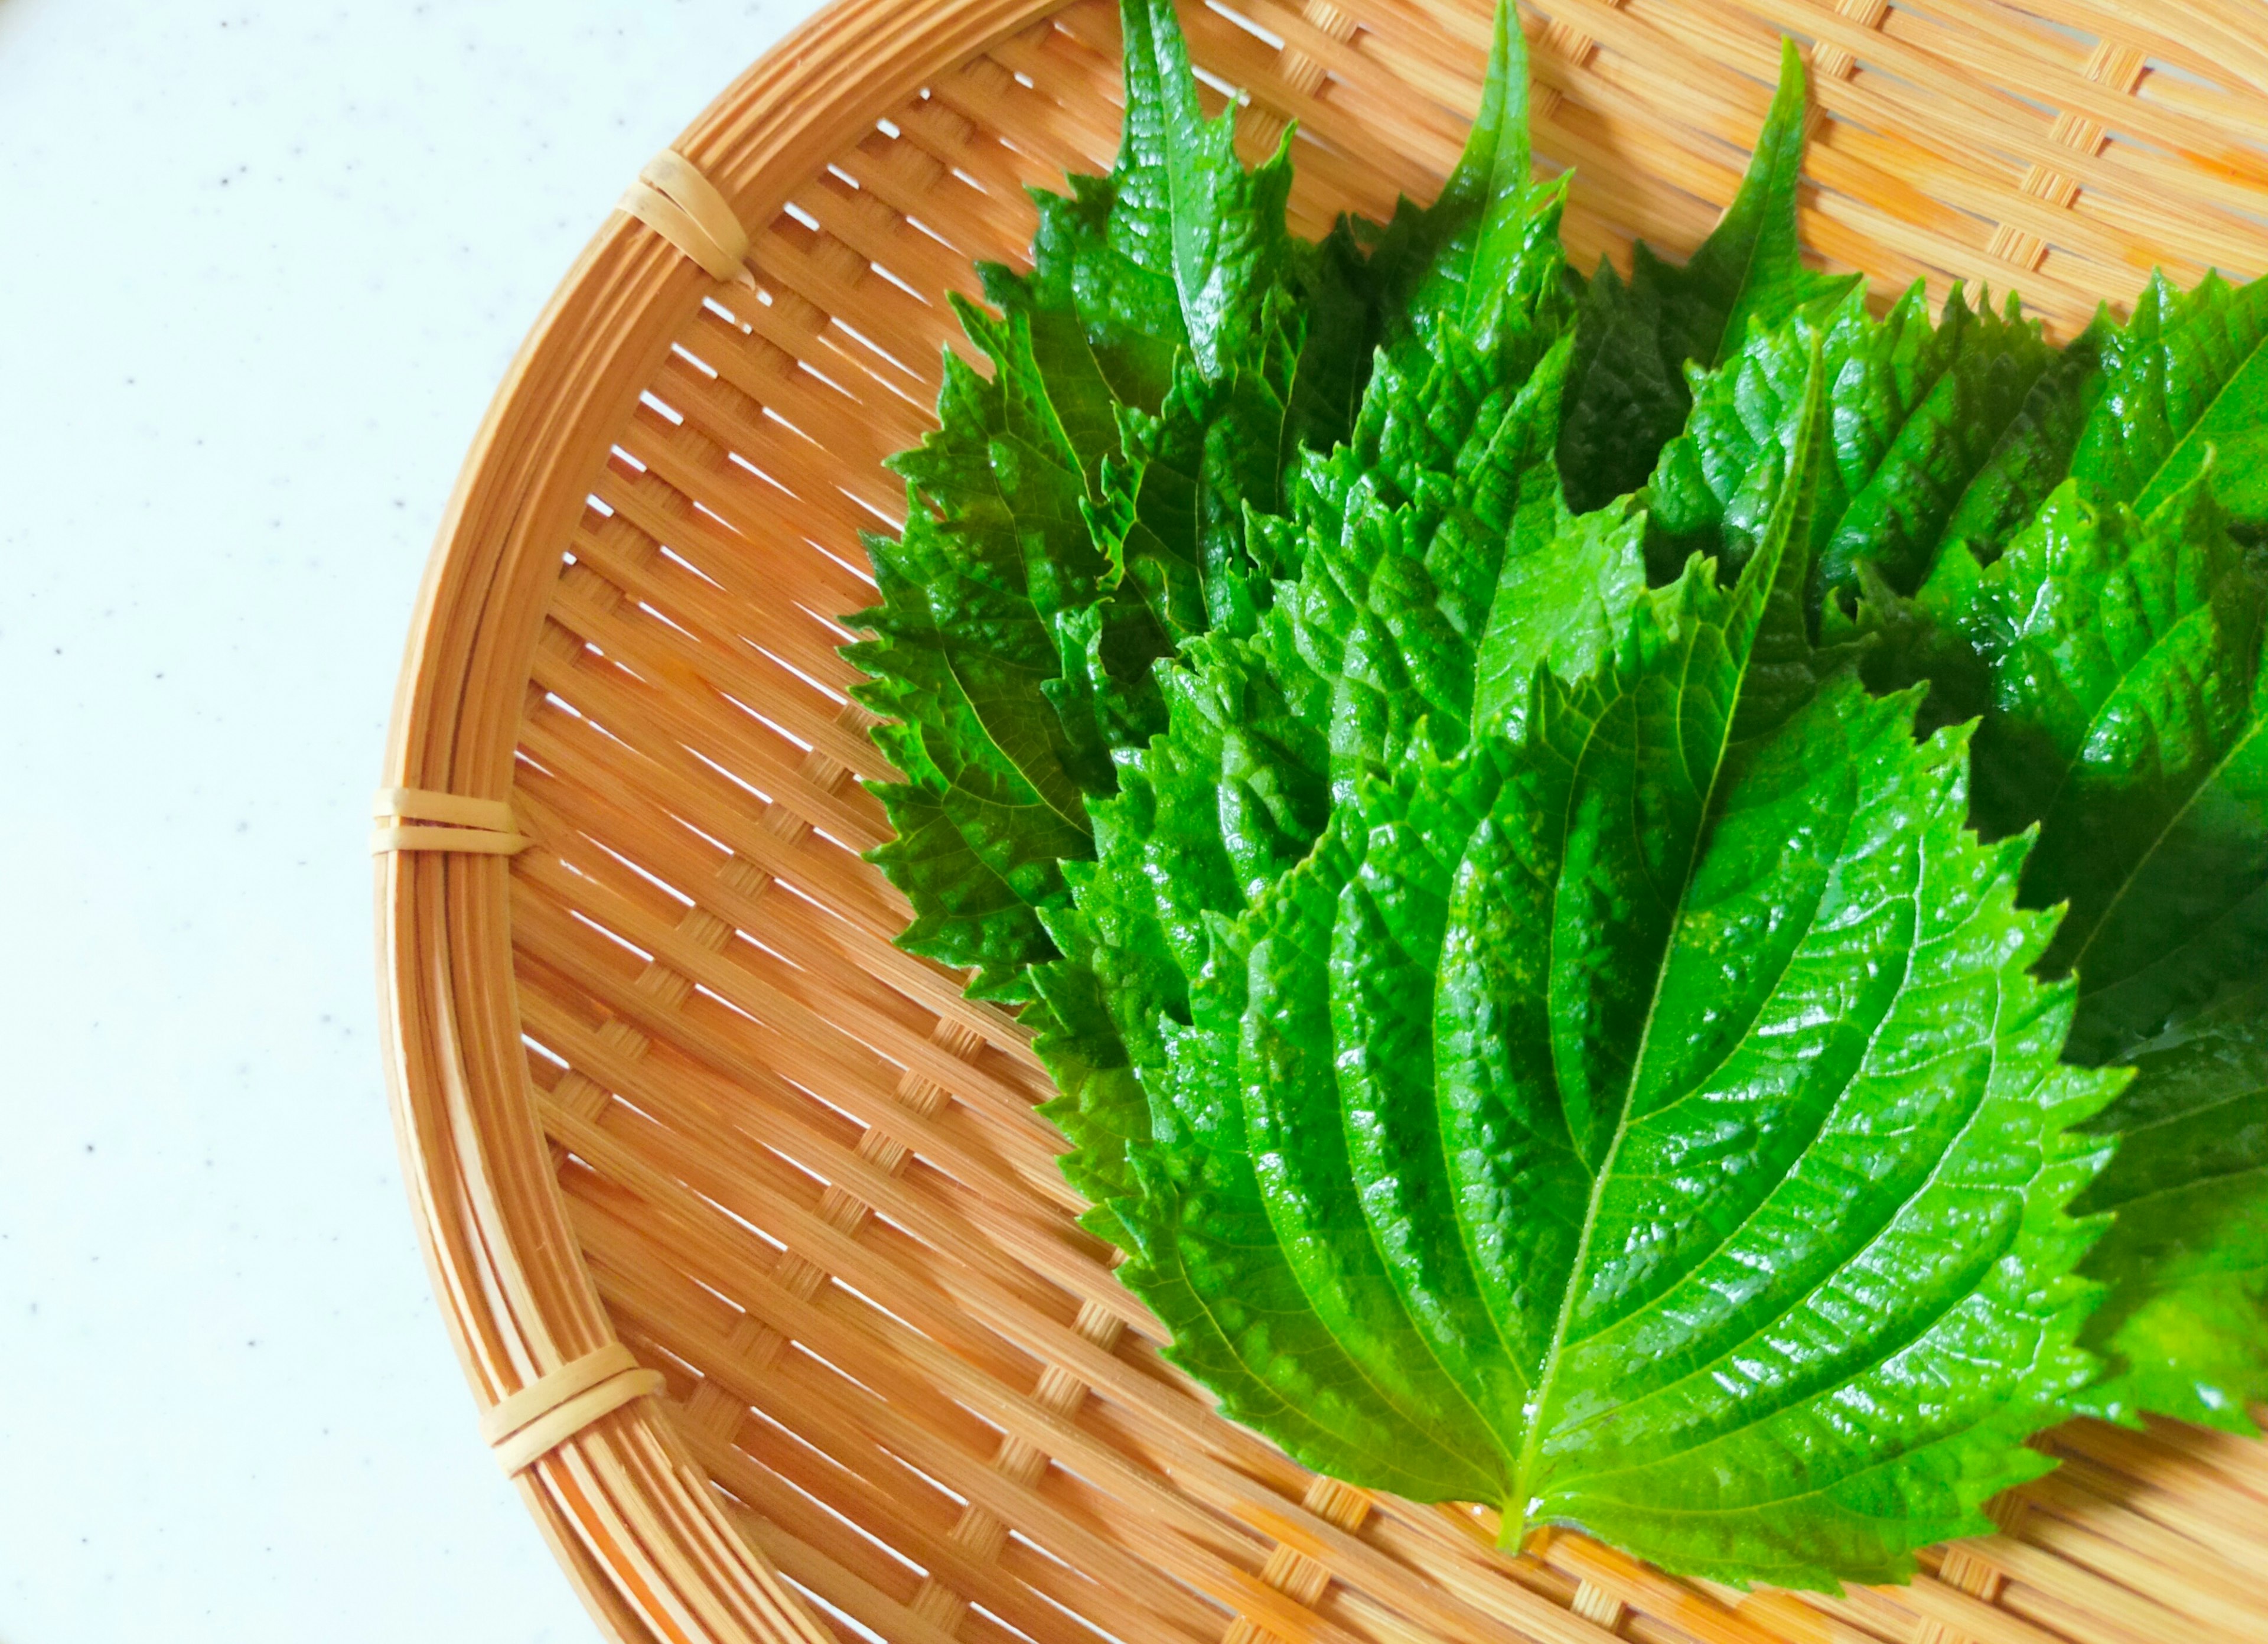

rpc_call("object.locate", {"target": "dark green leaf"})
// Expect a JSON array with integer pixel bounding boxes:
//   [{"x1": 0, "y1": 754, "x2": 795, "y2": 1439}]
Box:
[
  {"x1": 1817, "y1": 314, "x2": 2268, "y2": 1437},
  {"x1": 2074, "y1": 981, "x2": 2268, "y2": 1434},
  {"x1": 853, "y1": 0, "x2": 1354, "y2": 1013},
  {"x1": 861, "y1": 774, "x2": 1055, "y2": 1000},
  {"x1": 1931, "y1": 313, "x2": 2110, "y2": 562},
  {"x1": 1907, "y1": 470, "x2": 2268, "y2": 1430},
  {"x1": 845, "y1": 327, "x2": 1114, "y2": 994},
  {"x1": 1934, "y1": 474, "x2": 2268, "y2": 1059},
  {"x1": 1280, "y1": 220, "x2": 1386, "y2": 460}
]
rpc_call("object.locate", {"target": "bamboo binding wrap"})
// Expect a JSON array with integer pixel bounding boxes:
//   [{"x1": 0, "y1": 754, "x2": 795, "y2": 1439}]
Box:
[{"x1": 376, "y1": 1, "x2": 2268, "y2": 1640}]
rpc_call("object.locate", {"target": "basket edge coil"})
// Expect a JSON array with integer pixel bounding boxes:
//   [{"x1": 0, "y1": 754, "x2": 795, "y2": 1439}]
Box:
[{"x1": 376, "y1": 5, "x2": 1061, "y2": 1640}]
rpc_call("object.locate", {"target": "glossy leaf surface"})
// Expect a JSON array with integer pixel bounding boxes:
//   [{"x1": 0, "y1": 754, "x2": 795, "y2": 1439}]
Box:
[
  {"x1": 1041, "y1": 0, "x2": 1604, "y2": 1203},
  {"x1": 1650, "y1": 281, "x2": 2053, "y2": 597},
  {"x1": 850, "y1": 0, "x2": 1372, "y2": 997},
  {"x1": 1093, "y1": 349, "x2": 2120, "y2": 1586}
]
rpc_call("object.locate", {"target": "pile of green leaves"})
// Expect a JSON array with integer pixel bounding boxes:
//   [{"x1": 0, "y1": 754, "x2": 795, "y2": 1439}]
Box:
[{"x1": 845, "y1": 0, "x2": 2268, "y2": 1589}]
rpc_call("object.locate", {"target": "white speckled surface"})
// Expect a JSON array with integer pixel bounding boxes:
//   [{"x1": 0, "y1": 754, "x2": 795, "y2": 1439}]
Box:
[{"x1": 0, "y1": 3, "x2": 814, "y2": 1638}]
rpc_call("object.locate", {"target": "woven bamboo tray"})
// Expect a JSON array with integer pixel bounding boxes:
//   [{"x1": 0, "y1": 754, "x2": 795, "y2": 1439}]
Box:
[{"x1": 376, "y1": 1, "x2": 2268, "y2": 1639}]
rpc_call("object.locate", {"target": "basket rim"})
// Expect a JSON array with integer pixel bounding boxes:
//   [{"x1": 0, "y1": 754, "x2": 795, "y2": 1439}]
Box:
[{"x1": 375, "y1": 4, "x2": 1061, "y2": 1640}]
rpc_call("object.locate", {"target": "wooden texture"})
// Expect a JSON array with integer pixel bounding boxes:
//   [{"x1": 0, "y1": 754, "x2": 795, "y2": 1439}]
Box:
[{"x1": 376, "y1": 1, "x2": 2268, "y2": 1639}]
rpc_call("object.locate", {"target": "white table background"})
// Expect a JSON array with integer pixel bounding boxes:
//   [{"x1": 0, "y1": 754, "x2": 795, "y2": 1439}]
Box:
[{"x1": 0, "y1": 2, "x2": 823, "y2": 1638}]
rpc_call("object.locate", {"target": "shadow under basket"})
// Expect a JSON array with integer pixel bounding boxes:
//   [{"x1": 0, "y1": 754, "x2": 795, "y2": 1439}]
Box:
[{"x1": 375, "y1": 1, "x2": 2268, "y2": 1640}]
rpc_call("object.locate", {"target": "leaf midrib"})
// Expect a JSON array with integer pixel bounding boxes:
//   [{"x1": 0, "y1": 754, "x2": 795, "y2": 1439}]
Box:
[
  {"x1": 1023, "y1": 325, "x2": 1112, "y2": 504},
  {"x1": 2127, "y1": 293, "x2": 2268, "y2": 515},
  {"x1": 1510, "y1": 336, "x2": 1827, "y2": 1518},
  {"x1": 934, "y1": 648, "x2": 1094, "y2": 840},
  {"x1": 1702, "y1": 213, "x2": 1776, "y2": 374},
  {"x1": 1508, "y1": 597, "x2": 1750, "y2": 1521},
  {"x1": 1556, "y1": 755, "x2": 1862, "y2": 1354}
]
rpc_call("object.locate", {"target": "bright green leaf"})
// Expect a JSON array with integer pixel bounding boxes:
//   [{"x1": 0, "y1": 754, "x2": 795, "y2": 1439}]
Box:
[
  {"x1": 1112, "y1": 0, "x2": 1293, "y2": 377},
  {"x1": 2076, "y1": 270, "x2": 2268, "y2": 531},
  {"x1": 1120, "y1": 344, "x2": 2120, "y2": 1586},
  {"x1": 1040, "y1": 0, "x2": 1585, "y2": 1201}
]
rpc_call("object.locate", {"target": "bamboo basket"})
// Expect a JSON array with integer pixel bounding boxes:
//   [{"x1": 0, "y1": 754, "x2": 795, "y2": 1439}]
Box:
[{"x1": 375, "y1": 1, "x2": 2268, "y2": 1640}]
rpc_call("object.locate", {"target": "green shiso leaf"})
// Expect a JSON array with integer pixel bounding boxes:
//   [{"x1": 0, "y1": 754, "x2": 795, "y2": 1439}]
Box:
[
  {"x1": 1557, "y1": 39, "x2": 1859, "y2": 512},
  {"x1": 1650, "y1": 279, "x2": 2055, "y2": 598},
  {"x1": 1796, "y1": 281, "x2": 2268, "y2": 1436},
  {"x1": 1262, "y1": 271, "x2": 1637, "y2": 793},
  {"x1": 1117, "y1": 341, "x2": 2120, "y2": 1585},
  {"x1": 846, "y1": 0, "x2": 1374, "y2": 999},
  {"x1": 1038, "y1": 0, "x2": 1605, "y2": 1224},
  {"x1": 1907, "y1": 268, "x2": 2268, "y2": 584},
  {"x1": 1901, "y1": 473, "x2": 2268, "y2": 1429},
  {"x1": 1793, "y1": 298, "x2": 2268, "y2": 1440},
  {"x1": 845, "y1": 318, "x2": 1112, "y2": 999},
  {"x1": 1252, "y1": 17, "x2": 1643, "y2": 794},
  {"x1": 1402, "y1": 0, "x2": 1543, "y2": 336},
  {"x1": 2071, "y1": 270, "x2": 2268, "y2": 535},
  {"x1": 2073, "y1": 980, "x2": 2268, "y2": 1434},
  {"x1": 1937, "y1": 474, "x2": 2268, "y2": 1059},
  {"x1": 1113, "y1": 0, "x2": 1290, "y2": 377}
]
